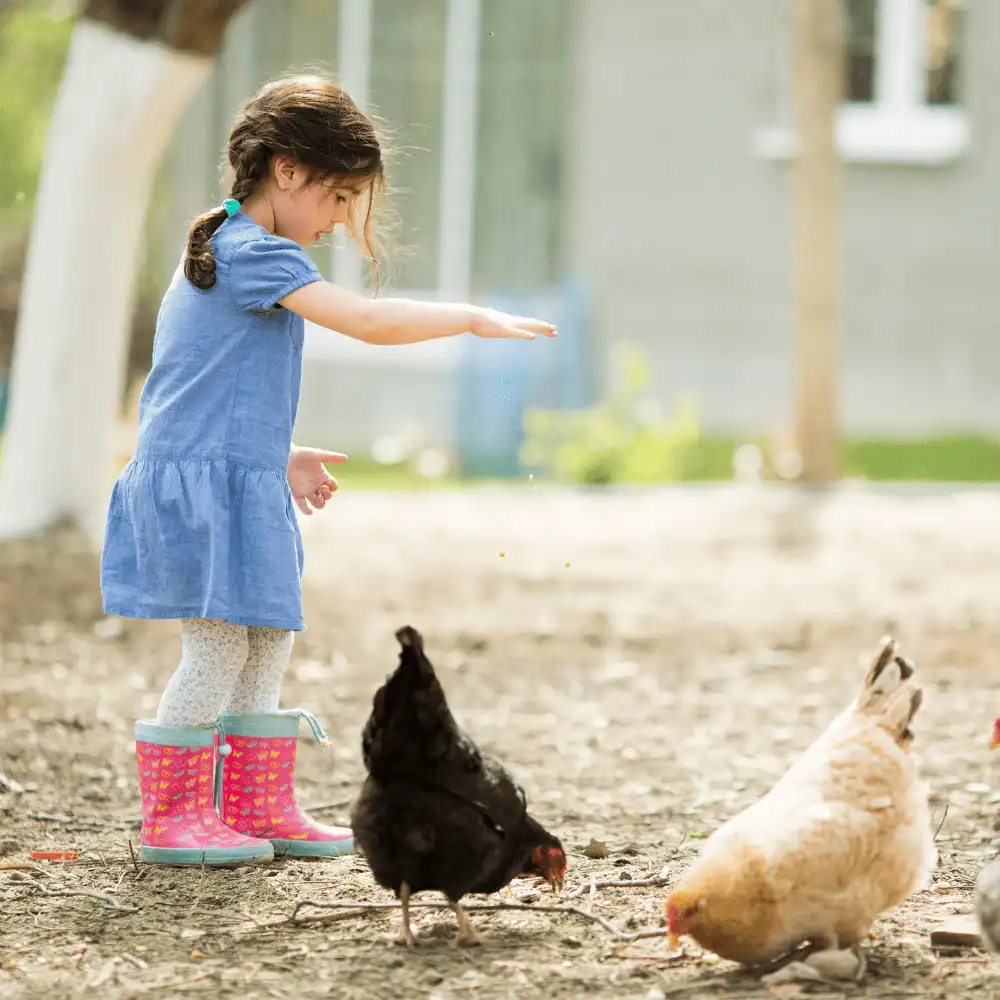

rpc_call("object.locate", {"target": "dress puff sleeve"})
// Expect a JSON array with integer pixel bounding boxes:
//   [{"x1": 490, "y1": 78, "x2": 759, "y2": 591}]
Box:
[{"x1": 228, "y1": 235, "x2": 323, "y2": 313}]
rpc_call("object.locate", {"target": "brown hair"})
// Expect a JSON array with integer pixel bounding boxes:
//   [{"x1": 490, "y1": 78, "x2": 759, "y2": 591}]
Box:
[{"x1": 184, "y1": 75, "x2": 385, "y2": 292}]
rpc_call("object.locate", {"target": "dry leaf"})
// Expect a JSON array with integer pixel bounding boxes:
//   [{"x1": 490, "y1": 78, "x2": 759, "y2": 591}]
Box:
[{"x1": 582, "y1": 838, "x2": 610, "y2": 859}]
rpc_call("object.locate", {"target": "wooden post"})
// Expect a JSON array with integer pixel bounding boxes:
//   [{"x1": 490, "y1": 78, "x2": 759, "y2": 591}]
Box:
[{"x1": 791, "y1": 0, "x2": 844, "y2": 483}]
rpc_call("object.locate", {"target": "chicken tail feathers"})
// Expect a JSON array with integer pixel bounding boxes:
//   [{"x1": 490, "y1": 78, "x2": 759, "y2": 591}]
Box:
[{"x1": 855, "y1": 636, "x2": 923, "y2": 745}]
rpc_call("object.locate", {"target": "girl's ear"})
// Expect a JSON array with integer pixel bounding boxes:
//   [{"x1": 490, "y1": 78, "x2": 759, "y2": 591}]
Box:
[{"x1": 272, "y1": 155, "x2": 297, "y2": 191}]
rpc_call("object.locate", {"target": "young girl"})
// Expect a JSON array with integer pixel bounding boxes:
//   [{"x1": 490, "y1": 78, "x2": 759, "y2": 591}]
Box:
[{"x1": 101, "y1": 75, "x2": 556, "y2": 867}]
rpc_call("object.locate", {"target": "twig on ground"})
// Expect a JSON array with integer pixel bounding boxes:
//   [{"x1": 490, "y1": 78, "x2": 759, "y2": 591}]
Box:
[
  {"x1": 134, "y1": 970, "x2": 218, "y2": 992},
  {"x1": 28, "y1": 811, "x2": 132, "y2": 831},
  {"x1": 655, "y1": 978, "x2": 738, "y2": 997},
  {"x1": 16, "y1": 883, "x2": 139, "y2": 914},
  {"x1": 934, "y1": 803, "x2": 950, "y2": 841},
  {"x1": 186, "y1": 855, "x2": 208, "y2": 919},
  {"x1": 302, "y1": 798, "x2": 353, "y2": 815},
  {"x1": 563, "y1": 875, "x2": 670, "y2": 899},
  {"x1": 290, "y1": 897, "x2": 671, "y2": 943}
]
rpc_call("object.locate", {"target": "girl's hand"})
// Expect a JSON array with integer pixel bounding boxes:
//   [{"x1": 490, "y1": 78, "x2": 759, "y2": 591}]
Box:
[
  {"x1": 288, "y1": 447, "x2": 347, "y2": 515},
  {"x1": 472, "y1": 307, "x2": 558, "y2": 341}
]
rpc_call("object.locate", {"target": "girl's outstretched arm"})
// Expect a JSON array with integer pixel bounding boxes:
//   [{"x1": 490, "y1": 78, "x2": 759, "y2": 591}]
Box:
[{"x1": 280, "y1": 281, "x2": 556, "y2": 346}]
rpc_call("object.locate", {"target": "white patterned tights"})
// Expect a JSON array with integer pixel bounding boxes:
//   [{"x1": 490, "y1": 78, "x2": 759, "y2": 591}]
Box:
[{"x1": 154, "y1": 619, "x2": 294, "y2": 727}]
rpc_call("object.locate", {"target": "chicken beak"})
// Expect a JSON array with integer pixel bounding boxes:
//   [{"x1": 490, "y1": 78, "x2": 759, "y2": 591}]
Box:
[
  {"x1": 668, "y1": 933, "x2": 681, "y2": 949},
  {"x1": 991, "y1": 734, "x2": 1000, "y2": 751}
]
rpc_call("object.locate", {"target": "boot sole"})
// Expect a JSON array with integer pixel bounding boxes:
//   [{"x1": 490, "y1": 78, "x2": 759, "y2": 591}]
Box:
[
  {"x1": 271, "y1": 837, "x2": 354, "y2": 858},
  {"x1": 138, "y1": 843, "x2": 274, "y2": 867}
]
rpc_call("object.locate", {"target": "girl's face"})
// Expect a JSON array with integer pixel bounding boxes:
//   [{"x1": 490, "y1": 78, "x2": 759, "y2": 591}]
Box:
[{"x1": 270, "y1": 157, "x2": 367, "y2": 247}]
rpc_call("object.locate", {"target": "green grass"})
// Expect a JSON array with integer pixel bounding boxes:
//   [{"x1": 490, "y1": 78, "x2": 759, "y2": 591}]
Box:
[
  {"x1": 842, "y1": 435, "x2": 1000, "y2": 482},
  {"x1": 334, "y1": 435, "x2": 1000, "y2": 489}
]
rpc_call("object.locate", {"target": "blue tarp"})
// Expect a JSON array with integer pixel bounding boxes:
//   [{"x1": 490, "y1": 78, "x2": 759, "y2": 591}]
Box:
[{"x1": 454, "y1": 275, "x2": 597, "y2": 478}]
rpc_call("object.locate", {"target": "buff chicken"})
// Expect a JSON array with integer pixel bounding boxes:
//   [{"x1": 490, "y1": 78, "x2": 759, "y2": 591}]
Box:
[{"x1": 666, "y1": 637, "x2": 936, "y2": 970}]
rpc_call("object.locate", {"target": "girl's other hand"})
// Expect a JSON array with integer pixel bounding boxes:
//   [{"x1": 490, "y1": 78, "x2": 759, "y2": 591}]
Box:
[{"x1": 288, "y1": 447, "x2": 347, "y2": 515}]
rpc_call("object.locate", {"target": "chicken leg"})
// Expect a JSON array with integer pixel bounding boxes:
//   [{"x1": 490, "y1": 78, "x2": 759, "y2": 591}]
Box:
[
  {"x1": 395, "y1": 883, "x2": 418, "y2": 948},
  {"x1": 450, "y1": 900, "x2": 482, "y2": 948}
]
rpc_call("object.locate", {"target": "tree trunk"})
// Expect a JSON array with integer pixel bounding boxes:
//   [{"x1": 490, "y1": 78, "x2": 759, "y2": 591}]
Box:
[
  {"x1": 0, "y1": 1, "x2": 249, "y2": 543},
  {"x1": 84, "y1": 0, "x2": 250, "y2": 56},
  {"x1": 791, "y1": 0, "x2": 844, "y2": 484}
]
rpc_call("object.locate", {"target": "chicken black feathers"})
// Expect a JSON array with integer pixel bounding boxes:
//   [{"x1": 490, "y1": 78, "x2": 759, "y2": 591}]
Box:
[{"x1": 351, "y1": 626, "x2": 565, "y2": 946}]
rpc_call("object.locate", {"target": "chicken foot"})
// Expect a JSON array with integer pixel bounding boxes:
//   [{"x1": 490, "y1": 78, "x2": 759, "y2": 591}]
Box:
[
  {"x1": 450, "y1": 900, "x2": 483, "y2": 948},
  {"x1": 395, "y1": 883, "x2": 419, "y2": 948}
]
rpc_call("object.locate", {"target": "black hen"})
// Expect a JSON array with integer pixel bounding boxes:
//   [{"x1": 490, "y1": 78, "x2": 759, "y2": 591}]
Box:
[{"x1": 351, "y1": 626, "x2": 566, "y2": 947}]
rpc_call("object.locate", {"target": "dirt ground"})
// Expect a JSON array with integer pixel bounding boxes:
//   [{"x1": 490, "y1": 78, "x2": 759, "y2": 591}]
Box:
[{"x1": 2, "y1": 484, "x2": 1000, "y2": 999}]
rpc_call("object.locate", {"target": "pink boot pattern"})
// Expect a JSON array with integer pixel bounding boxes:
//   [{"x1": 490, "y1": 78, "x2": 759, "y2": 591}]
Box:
[
  {"x1": 136, "y1": 741, "x2": 270, "y2": 852},
  {"x1": 218, "y1": 734, "x2": 353, "y2": 847}
]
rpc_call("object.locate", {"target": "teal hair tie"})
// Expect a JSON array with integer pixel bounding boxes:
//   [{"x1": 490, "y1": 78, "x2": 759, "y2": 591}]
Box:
[{"x1": 221, "y1": 198, "x2": 241, "y2": 218}]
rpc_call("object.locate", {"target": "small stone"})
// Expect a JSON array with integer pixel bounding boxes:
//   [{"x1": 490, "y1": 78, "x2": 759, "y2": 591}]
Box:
[
  {"x1": 931, "y1": 915, "x2": 983, "y2": 950},
  {"x1": 0, "y1": 774, "x2": 24, "y2": 795}
]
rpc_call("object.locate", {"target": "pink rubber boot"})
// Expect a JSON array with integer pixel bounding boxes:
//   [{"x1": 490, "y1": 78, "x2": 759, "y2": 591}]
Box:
[
  {"x1": 216, "y1": 711, "x2": 353, "y2": 858},
  {"x1": 135, "y1": 720, "x2": 274, "y2": 866}
]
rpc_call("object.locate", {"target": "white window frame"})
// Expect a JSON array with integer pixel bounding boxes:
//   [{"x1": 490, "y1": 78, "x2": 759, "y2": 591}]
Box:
[
  {"x1": 304, "y1": 0, "x2": 481, "y2": 370},
  {"x1": 756, "y1": 0, "x2": 970, "y2": 165}
]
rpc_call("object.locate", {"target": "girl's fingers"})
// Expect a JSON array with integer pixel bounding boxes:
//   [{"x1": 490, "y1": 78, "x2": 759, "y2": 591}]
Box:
[
  {"x1": 516, "y1": 317, "x2": 558, "y2": 336},
  {"x1": 319, "y1": 451, "x2": 348, "y2": 464},
  {"x1": 294, "y1": 494, "x2": 313, "y2": 516}
]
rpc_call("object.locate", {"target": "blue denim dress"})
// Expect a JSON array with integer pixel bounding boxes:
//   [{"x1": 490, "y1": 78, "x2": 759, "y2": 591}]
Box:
[{"x1": 101, "y1": 214, "x2": 322, "y2": 631}]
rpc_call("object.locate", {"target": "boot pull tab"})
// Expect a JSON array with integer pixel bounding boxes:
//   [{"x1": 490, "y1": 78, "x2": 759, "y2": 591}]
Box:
[{"x1": 276, "y1": 708, "x2": 330, "y2": 749}]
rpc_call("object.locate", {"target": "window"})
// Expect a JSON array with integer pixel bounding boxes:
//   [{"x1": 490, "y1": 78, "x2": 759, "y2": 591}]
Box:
[
  {"x1": 758, "y1": 0, "x2": 970, "y2": 165},
  {"x1": 845, "y1": 0, "x2": 878, "y2": 102}
]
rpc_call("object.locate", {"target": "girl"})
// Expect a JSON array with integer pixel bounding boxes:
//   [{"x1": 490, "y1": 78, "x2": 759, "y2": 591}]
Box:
[{"x1": 101, "y1": 75, "x2": 556, "y2": 867}]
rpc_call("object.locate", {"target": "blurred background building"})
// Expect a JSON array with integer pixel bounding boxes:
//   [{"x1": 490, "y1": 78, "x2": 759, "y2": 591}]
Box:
[{"x1": 0, "y1": 0, "x2": 991, "y2": 482}]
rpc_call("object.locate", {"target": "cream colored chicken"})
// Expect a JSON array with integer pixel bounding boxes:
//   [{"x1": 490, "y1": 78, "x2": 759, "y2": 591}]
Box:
[
  {"x1": 666, "y1": 637, "x2": 936, "y2": 969},
  {"x1": 974, "y1": 716, "x2": 1000, "y2": 954}
]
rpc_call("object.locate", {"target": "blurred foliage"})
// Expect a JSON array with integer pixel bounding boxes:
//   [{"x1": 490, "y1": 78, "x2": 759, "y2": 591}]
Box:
[
  {"x1": 0, "y1": 2, "x2": 74, "y2": 248},
  {"x1": 519, "y1": 343, "x2": 1000, "y2": 486},
  {"x1": 521, "y1": 343, "x2": 703, "y2": 485}
]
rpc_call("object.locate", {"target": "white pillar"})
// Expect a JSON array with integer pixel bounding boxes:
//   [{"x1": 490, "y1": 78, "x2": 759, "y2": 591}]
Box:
[
  {"x1": 334, "y1": 0, "x2": 372, "y2": 292},
  {"x1": 437, "y1": 0, "x2": 482, "y2": 301},
  {"x1": 878, "y1": 0, "x2": 924, "y2": 112}
]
